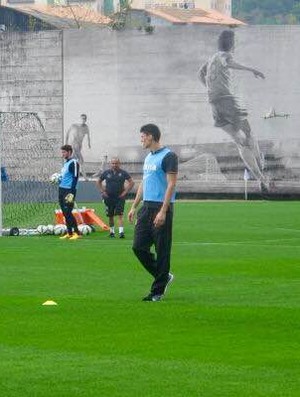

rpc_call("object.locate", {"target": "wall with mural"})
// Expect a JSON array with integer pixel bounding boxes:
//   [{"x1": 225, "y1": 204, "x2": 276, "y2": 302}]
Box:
[
  {"x1": 63, "y1": 25, "x2": 300, "y2": 194},
  {"x1": 1, "y1": 26, "x2": 300, "y2": 195}
]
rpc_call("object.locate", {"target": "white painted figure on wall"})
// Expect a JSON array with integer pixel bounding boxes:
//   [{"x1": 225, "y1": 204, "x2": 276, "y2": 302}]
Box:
[
  {"x1": 65, "y1": 114, "x2": 91, "y2": 180},
  {"x1": 199, "y1": 30, "x2": 270, "y2": 194}
]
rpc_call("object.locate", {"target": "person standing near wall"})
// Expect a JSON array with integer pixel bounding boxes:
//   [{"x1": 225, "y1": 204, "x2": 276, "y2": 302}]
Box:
[
  {"x1": 59, "y1": 144, "x2": 81, "y2": 240},
  {"x1": 128, "y1": 124, "x2": 178, "y2": 302},
  {"x1": 96, "y1": 157, "x2": 134, "y2": 238}
]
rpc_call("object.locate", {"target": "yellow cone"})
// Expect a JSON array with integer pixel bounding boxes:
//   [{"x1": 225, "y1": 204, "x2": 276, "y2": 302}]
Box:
[{"x1": 42, "y1": 300, "x2": 58, "y2": 306}]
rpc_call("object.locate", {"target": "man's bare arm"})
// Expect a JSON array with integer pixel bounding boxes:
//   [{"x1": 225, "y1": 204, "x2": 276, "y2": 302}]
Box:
[
  {"x1": 96, "y1": 179, "x2": 108, "y2": 197},
  {"x1": 153, "y1": 173, "x2": 177, "y2": 228},
  {"x1": 128, "y1": 182, "x2": 143, "y2": 223},
  {"x1": 119, "y1": 178, "x2": 135, "y2": 198},
  {"x1": 227, "y1": 59, "x2": 265, "y2": 79},
  {"x1": 86, "y1": 127, "x2": 91, "y2": 148},
  {"x1": 198, "y1": 63, "x2": 208, "y2": 86},
  {"x1": 65, "y1": 127, "x2": 71, "y2": 144}
]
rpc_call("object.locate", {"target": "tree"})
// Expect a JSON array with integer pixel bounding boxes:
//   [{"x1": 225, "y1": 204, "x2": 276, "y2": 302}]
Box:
[{"x1": 232, "y1": 0, "x2": 299, "y2": 24}]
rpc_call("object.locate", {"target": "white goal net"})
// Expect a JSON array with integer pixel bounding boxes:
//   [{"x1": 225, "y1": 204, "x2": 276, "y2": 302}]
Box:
[{"x1": 0, "y1": 111, "x2": 61, "y2": 235}]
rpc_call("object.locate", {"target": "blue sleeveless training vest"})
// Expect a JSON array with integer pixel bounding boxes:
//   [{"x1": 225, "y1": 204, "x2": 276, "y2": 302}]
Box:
[
  {"x1": 59, "y1": 158, "x2": 78, "y2": 189},
  {"x1": 143, "y1": 147, "x2": 176, "y2": 203}
]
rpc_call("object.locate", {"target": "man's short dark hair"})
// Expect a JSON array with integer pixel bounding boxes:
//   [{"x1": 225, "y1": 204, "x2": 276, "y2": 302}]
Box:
[
  {"x1": 218, "y1": 30, "x2": 234, "y2": 52},
  {"x1": 61, "y1": 144, "x2": 73, "y2": 153},
  {"x1": 81, "y1": 114, "x2": 87, "y2": 119},
  {"x1": 140, "y1": 124, "x2": 161, "y2": 142}
]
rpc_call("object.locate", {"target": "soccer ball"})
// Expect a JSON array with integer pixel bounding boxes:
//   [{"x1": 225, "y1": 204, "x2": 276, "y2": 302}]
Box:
[
  {"x1": 37, "y1": 225, "x2": 48, "y2": 235},
  {"x1": 46, "y1": 224, "x2": 54, "y2": 235},
  {"x1": 54, "y1": 224, "x2": 67, "y2": 236},
  {"x1": 49, "y1": 173, "x2": 61, "y2": 184},
  {"x1": 78, "y1": 224, "x2": 92, "y2": 236}
]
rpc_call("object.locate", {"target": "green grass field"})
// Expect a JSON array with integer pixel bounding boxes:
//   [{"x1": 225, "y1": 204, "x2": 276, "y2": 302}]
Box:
[{"x1": 1, "y1": 201, "x2": 300, "y2": 396}]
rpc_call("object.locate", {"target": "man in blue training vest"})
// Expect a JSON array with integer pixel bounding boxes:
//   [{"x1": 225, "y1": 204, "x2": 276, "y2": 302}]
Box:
[
  {"x1": 128, "y1": 124, "x2": 178, "y2": 302},
  {"x1": 59, "y1": 144, "x2": 81, "y2": 240}
]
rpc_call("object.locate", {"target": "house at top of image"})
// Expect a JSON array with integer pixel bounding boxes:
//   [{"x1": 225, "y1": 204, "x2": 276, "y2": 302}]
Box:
[
  {"x1": 0, "y1": 0, "x2": 242, "y2": 31},
  {"x1": 0, "y1": 0, "x2": 233, "y2": 15}
]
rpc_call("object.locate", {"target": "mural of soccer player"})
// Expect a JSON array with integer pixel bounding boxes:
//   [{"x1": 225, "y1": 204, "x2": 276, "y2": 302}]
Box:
[
  {"x1": 65, "y1": 114, "x2": 91, "y2": 180},
  {"x1": 198, "y1": 30, "x2": 269, "y2": 193}
]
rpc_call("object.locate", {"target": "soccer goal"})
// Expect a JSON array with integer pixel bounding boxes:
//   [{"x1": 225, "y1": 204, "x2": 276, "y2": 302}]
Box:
[{"x1": 0, "y1": 111, "x2": 61, "y2": 236}]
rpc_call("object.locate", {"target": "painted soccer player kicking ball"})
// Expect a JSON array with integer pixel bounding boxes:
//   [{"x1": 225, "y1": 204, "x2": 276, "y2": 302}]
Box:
[
  {"x1": 128, "y1": 124, "x2": 178, "y2": 302},
  {"x1": 199, "y1": 30, "x2": 269, "y2": 193}
]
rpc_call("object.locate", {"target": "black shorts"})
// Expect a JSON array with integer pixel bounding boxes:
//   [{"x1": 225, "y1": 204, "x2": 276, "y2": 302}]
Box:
[
  {"x1": 104, "y1": 197, "x2": 125, "y2": 217},
  {"x1": 59, "y1": 187, "x2": 76, "y2": 212}
]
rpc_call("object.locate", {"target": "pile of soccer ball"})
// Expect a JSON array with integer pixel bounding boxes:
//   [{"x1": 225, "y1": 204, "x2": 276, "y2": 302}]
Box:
[
  {"x1": 36, "y1": 224, "x2": 93, "y2": 236},
  {"x1": 36, "y1": 224, "x2": 60, "y2": 235},
  {"x1": 78, "y1": 224, "x2": 93, "y2": 235}
]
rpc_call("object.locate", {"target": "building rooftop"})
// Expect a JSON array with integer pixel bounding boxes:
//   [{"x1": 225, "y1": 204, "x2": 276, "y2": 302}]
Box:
[
  {"x1": 10, "y1": 4, "x2": 111, "y2": 29},
  {"x1": 144, "y1": 6, "x2": 245, "y2": 25}
]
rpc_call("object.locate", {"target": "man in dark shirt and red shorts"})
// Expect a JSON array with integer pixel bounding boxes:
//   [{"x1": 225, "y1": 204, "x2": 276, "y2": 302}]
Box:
[{"x1": 97, "y1": 158, "x2": 134, "y2": 238}]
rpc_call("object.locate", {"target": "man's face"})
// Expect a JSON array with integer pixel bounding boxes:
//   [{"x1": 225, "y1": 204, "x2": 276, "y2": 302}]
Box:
[
  {"x1": 81, "y1": 115, "x2": 87, "y2": 125},
  {"x1": 140, "y1": 132, "x2": 154, "y2": 149},
  {"x1": 62, "y1": 150, "x2": 71, "y2": 160},
  {"x1": 110, "y1": 159, "x2": 120, "y2": 171}
]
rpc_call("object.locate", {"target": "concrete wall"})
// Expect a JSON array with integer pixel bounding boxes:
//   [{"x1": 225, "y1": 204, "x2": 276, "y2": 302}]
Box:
[
  {"x1": 63, "y1": 26, "x2": 300, "y2": 194},
  {"x1": 0, "y1": 30, "x2": 63, "y2": 137},
  {"x1": 2, "y1": 26, "x2": 300, "y2": 197},
  {"x1": 0, "y1": 30, "x2": 63, "y2": 180}
]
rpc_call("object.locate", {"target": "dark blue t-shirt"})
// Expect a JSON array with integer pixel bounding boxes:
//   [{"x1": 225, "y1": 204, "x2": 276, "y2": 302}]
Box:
[{"x1": 99, "y1": 168, "x2": 132, "y2": 198}]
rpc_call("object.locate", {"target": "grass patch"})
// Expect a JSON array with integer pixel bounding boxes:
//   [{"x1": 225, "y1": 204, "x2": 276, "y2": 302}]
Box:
[{"x1": 0, "y1": 201, "x2": 300, "y2": 396}]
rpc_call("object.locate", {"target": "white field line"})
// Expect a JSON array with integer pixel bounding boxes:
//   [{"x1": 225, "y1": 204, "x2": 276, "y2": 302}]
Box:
[
  {"x1": 85, "y1": 237, "x2": 300, "y2": 248},
  {"x1": 60, "y1": 237, "x2": 300, "y2": 248},
  {"x1": 273, "y1": 227, "x2": 300, "y2": 232},
  {"x1": 2, "y1": 237, "x2": 300, "y2": 251},
  {"x1": 247, "y1": 226, "x2": 300, "y2": 233},
  {"x1": 174, "y1": 238, "x2": 300, "y2": 246}
]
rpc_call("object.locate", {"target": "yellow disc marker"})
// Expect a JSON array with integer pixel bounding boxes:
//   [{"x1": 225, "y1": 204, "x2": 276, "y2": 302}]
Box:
[{"x1": 42, "y1": 300, "x2": 58, "y2": 306}]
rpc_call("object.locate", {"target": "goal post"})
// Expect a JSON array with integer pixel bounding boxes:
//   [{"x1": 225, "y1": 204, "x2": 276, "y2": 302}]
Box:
[
  {"x1": 0, "y1": 118, "x2": 2, "y2": 236},
  {"x1": 0, "y1": 111, "x2": 61, "y2": 235}
]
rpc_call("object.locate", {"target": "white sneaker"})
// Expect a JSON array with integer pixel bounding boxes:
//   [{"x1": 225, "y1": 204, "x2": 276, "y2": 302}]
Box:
[{"x1": 164, "y1": 273, "x2": 174, "y2": 294}]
